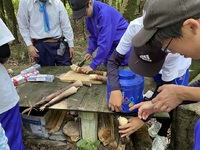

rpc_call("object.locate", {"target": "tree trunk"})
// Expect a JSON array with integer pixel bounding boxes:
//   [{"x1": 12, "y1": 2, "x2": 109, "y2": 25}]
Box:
[
  {"x1": 0, "y1": 0, "x2": 6, "y2": 23},
  {"x1": 120, "y1": 0, "x2": 128, "y2": 15},
  {"x1": 123, "y1": 0, "x2": 142, "y2": 22},
  {"x1": 3, "y1": 0, "x2": 19, "y2": 43},
  {"x1": 108, "y1": 0, "x2": 112, "y2": 5}
]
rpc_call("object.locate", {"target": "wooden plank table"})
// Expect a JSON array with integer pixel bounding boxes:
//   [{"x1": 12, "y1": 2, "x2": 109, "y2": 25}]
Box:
[
  {"x1": 9, "y1": 66, "x2": 167, "y2": 142},
  {"x1": 10, "y1": 66, "x2": 133, "y2": 142}
]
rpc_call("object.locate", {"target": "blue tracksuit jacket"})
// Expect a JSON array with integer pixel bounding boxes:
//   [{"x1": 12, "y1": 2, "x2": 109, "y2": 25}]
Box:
[{"x1": 85, "y1": 0, "x2": 129, "y2": 69}]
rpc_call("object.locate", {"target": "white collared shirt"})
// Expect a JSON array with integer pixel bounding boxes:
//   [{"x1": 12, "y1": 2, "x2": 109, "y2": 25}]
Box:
[
  {"x1": 0, "y1": 18, "x2": 19, "y2": 114},
  {"x1": 17, "y1": 0, "x2": 74, "y2": 47}
]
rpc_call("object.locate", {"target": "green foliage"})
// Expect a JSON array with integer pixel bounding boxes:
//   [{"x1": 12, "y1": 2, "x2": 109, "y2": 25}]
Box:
[
  {"x1": 12, "y1": 0, "x2": 19, "y2": 14},
  {"x1": 65, "y1": 1, "x2": 73, "y2": 15},
  {"x1": 77, "y1": 139, "x2": 100, "y2": 150}
]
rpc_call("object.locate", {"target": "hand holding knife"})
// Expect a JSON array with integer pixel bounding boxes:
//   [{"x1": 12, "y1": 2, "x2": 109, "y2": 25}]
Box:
[{"x1": 77, "y1": 59, "x2": 86, "y2": 67}]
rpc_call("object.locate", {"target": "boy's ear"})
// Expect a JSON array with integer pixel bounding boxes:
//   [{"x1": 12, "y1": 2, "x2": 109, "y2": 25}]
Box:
[{"x1": 183, "y1": 19, "x2": 200, "y2": 34}]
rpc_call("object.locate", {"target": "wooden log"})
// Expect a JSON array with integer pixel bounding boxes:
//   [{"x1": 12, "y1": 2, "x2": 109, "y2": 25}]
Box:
[
  {"x1": 98, "y1": 114, "x2": 116, "y2": 146},
  {"x1": 48, "y1": 110, "x2": 62, "y2": 130},
  {"x1": 48, "y1": 111, "x2": 67, "y2": 134},
  {"x1": 63, "y1": 121, "x2": 80, "y2": 142},
  {"x1": 46, "y1": 110, "x2": 58, "y2": 129}
]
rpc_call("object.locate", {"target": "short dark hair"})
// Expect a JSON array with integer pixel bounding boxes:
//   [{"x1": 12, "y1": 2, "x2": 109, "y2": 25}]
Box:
[{"x1": 149, "y1": 13, "x2": 200, "y2": 46}]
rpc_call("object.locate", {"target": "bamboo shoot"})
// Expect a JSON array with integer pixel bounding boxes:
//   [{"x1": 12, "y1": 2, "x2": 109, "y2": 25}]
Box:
[
  {"x1": 22, "y1": 80, "x2": 82, "y2": 114},
  {"x1": 39, "y1": 86, "x2": 78, "y2": 111}
]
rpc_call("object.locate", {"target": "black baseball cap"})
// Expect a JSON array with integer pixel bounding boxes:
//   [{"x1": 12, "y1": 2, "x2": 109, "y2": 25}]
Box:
[
  {"x1": 129, "y1": 0, "x2": 200, "y2": 77},
  {"x1": 68, "y1": 0, "x2": 89, "y2": 19},
  {"x1": 128, "y1": 44, "x2": 167, "y2": 77}
]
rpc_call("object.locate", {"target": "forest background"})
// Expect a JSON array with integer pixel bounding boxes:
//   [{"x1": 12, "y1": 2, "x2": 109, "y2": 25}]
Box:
[{"x1": 1, "y1": 0, "x2": 200, "y2": 81}]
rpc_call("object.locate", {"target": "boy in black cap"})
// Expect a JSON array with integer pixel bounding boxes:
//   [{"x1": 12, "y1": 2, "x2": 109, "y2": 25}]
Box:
[
  {"x1": 68, "y1": 0, "x2": 130, "y2": 73},
  {"x1": 127, "y1": 0, "x2": 200, "y2": 148},
  {"x1": 108, "y1": 12, "x2": 191, "y2": 140},
  {"x1": 129, "y1": 0, "x2": 200, "y2": 121}
]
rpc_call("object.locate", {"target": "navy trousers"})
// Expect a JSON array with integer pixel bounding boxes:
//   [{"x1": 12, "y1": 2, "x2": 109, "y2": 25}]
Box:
[
  {"x1": 0, "y1": 103, "x2": 25, "y2": 150},
  {"x1": 35, "y1": 41, "x2": 72, "y2": 66}
]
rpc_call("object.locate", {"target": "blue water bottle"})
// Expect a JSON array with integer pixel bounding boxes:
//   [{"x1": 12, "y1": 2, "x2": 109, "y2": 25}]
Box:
[{"x1": 107, "y1": 69, "x2": 144, "y2": 113}]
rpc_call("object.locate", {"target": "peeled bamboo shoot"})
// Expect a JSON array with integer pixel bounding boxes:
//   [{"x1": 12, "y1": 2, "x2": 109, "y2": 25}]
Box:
[
  {"x1": 39, "y1": 86, "x2": 78, "y2": 110},
  {"x1": 89, "y1": 74, "x2": 107, "y2": 82},
  {"x1": 22, "y1": 80, "x2": 82, "y2": 114}
]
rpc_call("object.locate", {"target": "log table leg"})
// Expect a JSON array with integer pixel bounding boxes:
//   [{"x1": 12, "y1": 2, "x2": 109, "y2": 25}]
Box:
[{"x1": 78, "y1": 112, "x2": 98, "y2": 142}]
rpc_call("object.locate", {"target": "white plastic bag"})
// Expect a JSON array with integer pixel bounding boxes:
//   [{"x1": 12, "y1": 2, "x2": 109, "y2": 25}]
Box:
[{"x1": 152, "y1": 135, "x2": 168, "y2": 150}]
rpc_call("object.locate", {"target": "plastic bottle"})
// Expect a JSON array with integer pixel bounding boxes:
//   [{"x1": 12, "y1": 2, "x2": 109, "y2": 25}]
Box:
[
  {"x1": 0, "y1": 123, "x2": 10, "y2": 150},
  {"x1": 107, "y1": 69, "x2": 144, "y2": 113},
  {"x1": 11, "y1": 74, "x2": 27, "y2": 86},
  {"x1": 12, "y1": 70, "x2": 39, "y2": 86},
  {"x1": 28, "y1": 74, "x2": 54, "y2": 82},
  {"x1": 20, "y1": 64, "x2": 41, "y2": 75},
  {"x1": 148, "y1": 121, "x2": 162, "y2": 138}
]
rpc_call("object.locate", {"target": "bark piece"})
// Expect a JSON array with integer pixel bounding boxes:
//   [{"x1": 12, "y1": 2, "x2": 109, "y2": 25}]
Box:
[
  {"x1": 48, "y1": 111, "x2": 62, "y2": 130},
  {"x1": 48, "y1": 111, "x2": 67, "y2": 134},
  {"x1": 46, "y1": 110, "x2": 59, "y2": 129},
  {"x1": 63, "y1": 121, "x2": 80, "y2": 142},
  {"x1": 98, "y1": 114, "x2": 116, "y2": 146}
]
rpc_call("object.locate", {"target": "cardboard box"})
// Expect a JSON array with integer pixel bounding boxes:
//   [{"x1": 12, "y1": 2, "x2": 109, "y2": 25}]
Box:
[{"x1": 20, "y1": 108, "x2": 51, "y2": 138}]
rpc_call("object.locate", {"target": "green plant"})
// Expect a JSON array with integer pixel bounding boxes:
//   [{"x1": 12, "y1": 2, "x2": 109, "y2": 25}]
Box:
[{"x1": 77, "y1": 139, "x2": 100, "y2": 150}]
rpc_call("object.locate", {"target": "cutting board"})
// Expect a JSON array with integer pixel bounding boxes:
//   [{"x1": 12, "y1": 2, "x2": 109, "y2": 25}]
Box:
[{"x1": 58, "y1": 71, "x2": 103, "y2": 84}]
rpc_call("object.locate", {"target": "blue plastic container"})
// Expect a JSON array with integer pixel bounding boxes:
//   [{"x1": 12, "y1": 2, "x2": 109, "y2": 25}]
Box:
[{"x1": 107, "y1": 69, "x2": 144, "y2": 113}]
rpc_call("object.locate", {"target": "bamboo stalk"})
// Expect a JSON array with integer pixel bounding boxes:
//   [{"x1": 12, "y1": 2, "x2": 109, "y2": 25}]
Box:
[
  {"x1": 39, "y1": 86, "x2": 78, "y2": 111},
  {"x1": 21, "y1": 81, "x2": 82, "y2": 114},
  {"x1": 70, "y1": 64, "x2": 106, "y2": 76},
  {"x1": 89, "y1": 74, "x2": 107, "y2": 82}
]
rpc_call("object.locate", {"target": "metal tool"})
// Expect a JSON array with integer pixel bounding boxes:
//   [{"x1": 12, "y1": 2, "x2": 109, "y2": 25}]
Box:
[{"x1": 77, "y1": 59, "x2": 86, "y2": 67}]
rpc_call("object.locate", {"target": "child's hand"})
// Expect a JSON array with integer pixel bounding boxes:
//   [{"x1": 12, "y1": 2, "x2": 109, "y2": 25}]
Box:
[
  {"x1": 119, "y1": 117, "x2": 144, "y2": 138},
  {"x1": 130, "y1": 101, "x2": 157, "y2": 120},
  {"x1": 109, "y1": 90, "x2": 123, "y2": 112},
  {"x1": 84, "y1": 53, "x2": 91, "y2": 60},
  {"x1": 81, "y1": 66, "x2": 92, "y2": 74}
]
